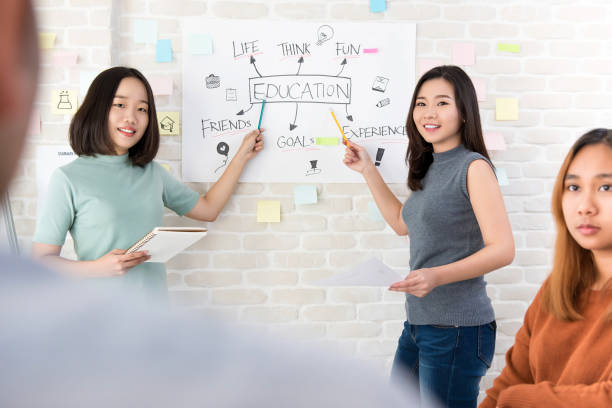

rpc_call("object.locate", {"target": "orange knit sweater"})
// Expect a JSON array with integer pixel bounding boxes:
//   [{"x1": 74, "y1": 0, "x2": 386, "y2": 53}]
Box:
[{"x1": 480, "y1": 287, "x2": 612, "y2": 408}]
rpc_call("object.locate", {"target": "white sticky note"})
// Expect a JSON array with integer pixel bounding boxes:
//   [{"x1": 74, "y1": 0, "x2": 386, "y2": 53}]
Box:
[
  {"x1": 134, "y1": 20, "x2": 158, "y2": 44},
  {"x1": 294, "y1": 185, "x2": 317, "y2": 205}
]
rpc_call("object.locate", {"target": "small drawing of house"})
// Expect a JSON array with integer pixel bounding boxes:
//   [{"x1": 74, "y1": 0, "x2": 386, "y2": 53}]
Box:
[{"x1": 160, "y1": 116, "x2": 175, "y2": 133}]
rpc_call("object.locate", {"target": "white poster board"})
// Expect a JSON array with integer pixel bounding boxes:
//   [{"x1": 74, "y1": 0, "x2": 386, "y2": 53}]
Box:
[
  {"x1": 182, "y1": 19, "x2": 415, "y2": 183},
  {"x1": 36, "y1": 145, "x2": 77, "y2": 214}
]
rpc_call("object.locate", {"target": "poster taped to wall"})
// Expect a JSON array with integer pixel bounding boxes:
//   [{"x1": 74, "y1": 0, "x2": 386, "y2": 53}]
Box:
[{"x1": 182, "y1": 18, "x2": 415, "y2": 183}]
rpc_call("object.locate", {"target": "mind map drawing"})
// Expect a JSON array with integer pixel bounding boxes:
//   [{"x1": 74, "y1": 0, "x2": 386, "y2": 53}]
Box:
[{"x1": 182, "y1": 19, "x2": 416, "y2": 183}]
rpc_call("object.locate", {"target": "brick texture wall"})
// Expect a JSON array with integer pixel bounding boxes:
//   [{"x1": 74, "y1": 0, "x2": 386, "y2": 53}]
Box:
[{"x1": 17, "y1": 0, "x2": 612, "y2": 398}]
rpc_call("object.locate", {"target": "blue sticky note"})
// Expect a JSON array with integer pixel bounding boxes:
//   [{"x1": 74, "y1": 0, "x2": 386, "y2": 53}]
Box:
[
  {"x1": 370, "y1": 0, "x2": 386, "y2": 13},
  {"x1": 495, "y1": 168, "x2": 509, "y2": 186},
  {"x1": 189, "y1": 33, "x2": 213, "y2": 55},
  {"x1": 294, "y1": 185, "x2": 318, "y2": 205},
  {"x1": 134, "y1": 20, "x2": 158, "y2": 44},
  {"x1": 368, "y1": 200, "x2": 384, "y2": 222},
  {"x1": 156, "y1": 39, "x2": 172, "y2": 62}
]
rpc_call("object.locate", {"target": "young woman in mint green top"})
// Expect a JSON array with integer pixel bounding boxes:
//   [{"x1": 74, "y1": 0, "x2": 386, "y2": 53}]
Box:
[{"x1": 32, "y1": 67, "x2": 264, "y2": 298}]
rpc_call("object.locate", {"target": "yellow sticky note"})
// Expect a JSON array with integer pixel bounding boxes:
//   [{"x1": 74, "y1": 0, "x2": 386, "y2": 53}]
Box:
[
  {"x1": 497, "y1": 43, "x2": 520, "y2": 53},
  {"x1": 495, "y1": 98, "x2": 519, "y2": 121},
  {"x1": 51, "y1": 90, "x2": 78, "y2": 115},
  {"x1": 316, "y1": 137, "x2": 339, "y2": 146},
  {"x1": 158, "y1": 112, "x2": 180, "y2": 135},
  {"x1": 39, "y1": 32, "x2": 57, "y2": 49},
  {"x1": 257, "y1": 200, "x2": 281, "y2": 223}
]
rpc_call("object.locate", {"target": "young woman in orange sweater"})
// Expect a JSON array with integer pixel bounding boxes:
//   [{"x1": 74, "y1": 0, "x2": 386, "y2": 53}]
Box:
[{"x1": 480, "y1": 128, "x2": 612, "y2": 408}]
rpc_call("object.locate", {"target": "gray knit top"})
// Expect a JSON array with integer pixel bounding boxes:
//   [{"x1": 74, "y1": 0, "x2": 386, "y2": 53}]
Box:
[{"x1": 401, "y1": 144, "x2": 495, "y2": 326}]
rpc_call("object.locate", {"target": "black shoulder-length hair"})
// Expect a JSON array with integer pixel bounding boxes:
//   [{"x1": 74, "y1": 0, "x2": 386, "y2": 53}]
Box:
[
  {"x1": 69, "y1": 66, "x2": 159, "y2": 167},
  {"x1": 405, "y1": 65, "x2": 490, "y2": 191}
]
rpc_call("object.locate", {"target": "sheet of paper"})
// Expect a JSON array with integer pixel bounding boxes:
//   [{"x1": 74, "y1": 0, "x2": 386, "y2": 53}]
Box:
[
  {"x1": 149, "y1": 75, "x2": 174, "y2": 95},
  {"x1": 484, "y1": 132, "x2": 506, "y2": 151},
  {"x1": 495, "y1": 167, "x2": 509, "y2": 186},
  {"x1": 189, "y1": 33, "x2": 214, "y2": 55},
  {"x1": 50, "y1": 51, "x2": 78, "y2": 66},
  {"x1": 134, "y1": 20, "x2": 158, "y2": 44},
  {"x1": 51, "y1": 90, "x2": 78, "y2": 115},
  {"x1": 79, "y1": 71, "x2": 98, "y2": 97},
  {"x1": 294, "y1": 185, "x2": 317, "y2": 205},
  {"x1": 312, "y1": 257, "x2": 402, "y2": 287},
  {"x1": 157, "y1": 112, "x2": 180, "y2": 136},
  {"x1": 36, "y1": 145, "x2": 78, "y2": 211},
  {"x1": 39, "y1": 32, "x2": 56, "y2": 49},
  {"x1": 257, "y1": 200, "x2": 281, "y2": 223},
  {"x1": 370, "y1": 0, "x2": 387, "y2": 13},
  {"x1": 498, "y1": 43, "x2": 520, "y2": 53},
  {"x1": 471, "y1": 77, "x2": 487, "y2": 102},
  {"x1": 452, "y1": 43, "x2": 475, "y2": 66},
  {"x1": 495, "y1": 98, "x2": 519, "y2": 121}
]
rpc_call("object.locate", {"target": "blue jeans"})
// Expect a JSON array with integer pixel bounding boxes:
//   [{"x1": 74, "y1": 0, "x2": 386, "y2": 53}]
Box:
[{"x1": 390, "y1": 321, "x2": 496, "y2": 408}]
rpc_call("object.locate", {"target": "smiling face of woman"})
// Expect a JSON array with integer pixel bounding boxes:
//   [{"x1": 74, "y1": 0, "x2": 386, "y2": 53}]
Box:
[
  {"x1": 562, "y1": 143, "x2": 612, "y2": 257},
  {"x1": 412, "y1": 77, "x2": 463, "y2": 153},
  {"x1": 107, "y1": 77, "x2": 150, "y2": 155}
]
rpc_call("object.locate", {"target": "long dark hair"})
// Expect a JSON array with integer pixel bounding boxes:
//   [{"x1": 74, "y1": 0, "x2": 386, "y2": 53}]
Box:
[
  {"x1": 406, "y1": 65, "x2": 490, "y2": 191},
  {"x1": 69, "y1": 66, "x2": 159, "y2": 167},
  {"x1": 544, "y1": 128, "x2": 612, "y2": 321}
]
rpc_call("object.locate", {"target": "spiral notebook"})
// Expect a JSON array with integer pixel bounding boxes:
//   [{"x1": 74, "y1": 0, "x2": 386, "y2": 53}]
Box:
[{"x1": 126, "y1": 227, "x2": 207, "y2": 263}]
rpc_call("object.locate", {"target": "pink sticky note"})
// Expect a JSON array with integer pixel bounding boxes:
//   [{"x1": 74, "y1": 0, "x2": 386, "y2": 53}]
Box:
[
  {"x1": 149, "y1": 75, "x2": 173, "y2": 95},
  {"x1": 484, "y1": 132, "x2": 506, "y2": 151},
  {"x1": 452, "y1": 43, "x2": 475, "y2": 66},
  {"x1": 28, "y1": 109, "x2": 41, "y2": 135},
  {"x1": 363, "y1": 48, "x2": 379, "y2": 54},
  {"x1": 471, "y1": 77, "x2": 487, "y2": 102},
  {"x1": 417, "y1": 58, "x2": 443, "y2": 77},
  {"x1": 50, "y1": 52, "x2": 78, "y2": 67}
]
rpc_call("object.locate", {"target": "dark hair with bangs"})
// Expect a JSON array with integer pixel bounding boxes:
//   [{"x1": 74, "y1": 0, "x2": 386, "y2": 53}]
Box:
[
  {"x1": 69, "y1": 66, "x2": 159, "y2": 167},
  {"x1": 405, "y1": 65, "x2": 490, "y2": 191}
]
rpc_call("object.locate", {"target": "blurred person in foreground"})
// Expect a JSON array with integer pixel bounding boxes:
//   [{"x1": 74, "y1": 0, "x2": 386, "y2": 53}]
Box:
[{"x1": 0, "y1": 2, "x2": 426, "y2": 407}]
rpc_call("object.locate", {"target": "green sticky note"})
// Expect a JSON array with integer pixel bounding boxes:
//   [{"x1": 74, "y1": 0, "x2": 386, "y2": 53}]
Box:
[
  {"x1": 257, "y1": 200, "x2": 281, "y2": 223},
  {"x1": 316, "y1": 137, "x2": 339, "y2": 146},
  {"x1": 497, "y1": 43, "x2": 520, "y2": 53},
  {"x1": 495, "y1": 98, "x2": 519, "y2": 121}
]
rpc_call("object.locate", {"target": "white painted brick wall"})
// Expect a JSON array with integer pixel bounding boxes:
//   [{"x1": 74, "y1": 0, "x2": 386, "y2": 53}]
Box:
[{"x1": 21, "y1": 0, "x2": 612, "y2": 400}]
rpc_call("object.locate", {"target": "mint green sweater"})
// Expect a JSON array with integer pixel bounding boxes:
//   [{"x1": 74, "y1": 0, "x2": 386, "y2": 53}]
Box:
[{"x1": 34, "y1": 154, "x2": 199, "y2": 298}]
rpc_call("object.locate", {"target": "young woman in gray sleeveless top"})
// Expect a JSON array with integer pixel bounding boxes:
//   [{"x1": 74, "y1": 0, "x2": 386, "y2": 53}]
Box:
[{"x1": 343, "y1": 65, "x2": 515, "y2": 407}]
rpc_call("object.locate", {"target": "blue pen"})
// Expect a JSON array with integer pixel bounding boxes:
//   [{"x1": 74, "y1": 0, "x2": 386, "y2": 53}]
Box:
[{"x1": 257, "y1": 99, "x2": 266, "y2": 129}]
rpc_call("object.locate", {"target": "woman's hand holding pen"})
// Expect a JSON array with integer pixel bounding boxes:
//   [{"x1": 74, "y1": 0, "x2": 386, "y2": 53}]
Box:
[
  {"x1": 90, "y1": 249, "x2": 151, "y2": 276},
  {"x1": 389, "y1": 268, "x2": 439, "y2": 298},
  {"x1": 342, "y1": 142, "x2": 376, "y2": 175},
  {"x1": 236, "y1": 128, "x2": 264, "y2": 162}
]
